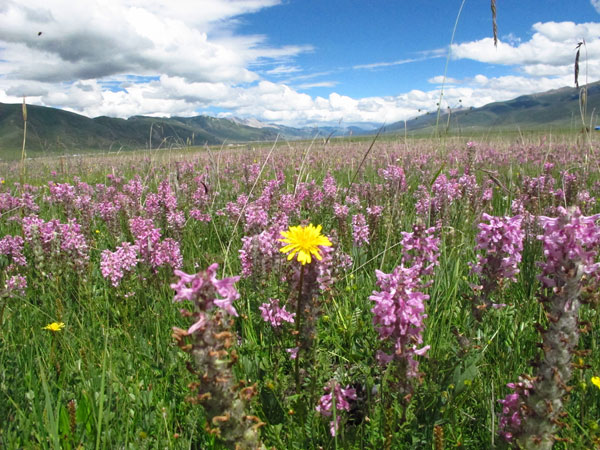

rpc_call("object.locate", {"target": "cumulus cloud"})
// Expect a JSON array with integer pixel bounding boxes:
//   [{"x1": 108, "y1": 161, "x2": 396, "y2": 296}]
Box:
[
  {"x1": 592, "y1": 0, "x2": 600, "y2": 14},
  {"x1": 427, "y1": 76, "x2": 460, "y2": 85},
  {"x1": 0, "y1": 70, "x2": 581, "y2": 126},
  {"x1": 1, "y1": 6, "x2": 599, "y2": 127},
  {"x1": 0, "y1": 0, "x2": 300, "y2": 84},
  {"x1": 451, "y1": 21, "x2": 600, "y2": 78}
]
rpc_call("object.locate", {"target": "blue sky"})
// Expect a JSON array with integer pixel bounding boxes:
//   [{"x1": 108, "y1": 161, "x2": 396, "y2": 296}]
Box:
[{"x1": 1, "y1": 0, "x2": 599, "y2": 126}]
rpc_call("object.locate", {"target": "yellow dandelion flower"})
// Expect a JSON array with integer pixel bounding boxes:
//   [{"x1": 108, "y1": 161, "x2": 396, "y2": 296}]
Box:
[
  {"x1": 592, "y1": 376, "x2": 600, "y2": 390},
  {"x1": 279, "y1": 223, "x2": 332, "y2": 265},
  {"x1": 43, "y1": 322, "x2": 65, "y2": 332}
]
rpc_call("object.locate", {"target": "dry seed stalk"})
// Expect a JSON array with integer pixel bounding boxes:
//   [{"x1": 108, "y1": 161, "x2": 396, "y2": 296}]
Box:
[
  {"x1": 434, "y1": 424, "x2": 445, "y2": 450},
  {"x1": 575, "y1": 41, "x2": 583, "y2": 88},
  {"x1": 491, "y1": 0, "x2": 498, "y2": 47}
]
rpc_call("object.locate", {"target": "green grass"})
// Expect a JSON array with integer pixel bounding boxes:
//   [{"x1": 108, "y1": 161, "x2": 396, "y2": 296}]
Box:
[{"x1": 1, "y1": 136, "x2": 600, "y2": 449}]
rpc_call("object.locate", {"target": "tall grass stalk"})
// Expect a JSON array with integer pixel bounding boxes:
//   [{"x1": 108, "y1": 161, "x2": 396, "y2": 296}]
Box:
[
  {"x1": 95, "y1": 331, "x2": 108, "y2": 450},
  {"x1": 20, "y1": 98, "x2": 28, "y2": 190},
  {"x1": 434, "y1": 0, "x2": 467, "y2": 138},
  {"x1": 221, "y1": 134, "x2": 279, "y2": 277}
]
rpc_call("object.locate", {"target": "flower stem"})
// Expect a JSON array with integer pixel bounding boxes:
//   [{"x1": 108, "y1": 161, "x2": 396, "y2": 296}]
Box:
[
  {"x1": 0, "y1": 300, "x2": 5, "y2": 324},
  {"x1": 294, "y1": 264, "x2": 305, "y2": 392}
]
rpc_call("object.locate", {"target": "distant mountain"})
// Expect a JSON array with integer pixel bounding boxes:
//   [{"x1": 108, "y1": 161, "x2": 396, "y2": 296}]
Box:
[
  {"x1": 387, "y1": 82, "x2": 600, "y2": 135},
  {"x1": 0, "y1": 103, "x2": 286, "y2": 154},
  {"x1": 0, "y1": 102, "x2": 377, "y2": 156},
  {"x1": 1, "y1": 82, "x2": 596, "y2": 157}
]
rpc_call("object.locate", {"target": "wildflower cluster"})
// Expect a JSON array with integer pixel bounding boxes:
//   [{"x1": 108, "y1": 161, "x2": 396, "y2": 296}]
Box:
[
  {"x1": 22, "y1": 215, "x2": 89, "y2": 277},
  {"x1": 497, "y1": 378, "x2": 533, "y2": 442},
  {"x1": 315, "y1": 381, "x2": 357, "y2": 436},
  {"x1": 515, "y1": 207, "x2": 600, "y2": 448},
  {"x1": 369, "y1": 265, "x2": 430, "y2": 375},
  {"x1": 258, "y1": 298, "x2": 295, "y2": 328},
  {"x1": 470, "y1": 213, "x2": 524, "y2": 317},
  {"x1": 100, "y1": 242, "x2": 139, "y2": 287},
  {"x1": 171, "y1": 264, "x2": 264, "y2": 449}
]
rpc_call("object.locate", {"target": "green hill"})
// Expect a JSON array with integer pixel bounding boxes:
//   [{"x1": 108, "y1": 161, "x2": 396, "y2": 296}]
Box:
[
  {"x1": 387, "y1": 82, "x2": 600, "y2": 135},
  {"x1": 2, "y1": 81, "x2": 599, "y2": 159},
  {"x1": 0, "y1": 103, "x2": 281, "y2": 156}
]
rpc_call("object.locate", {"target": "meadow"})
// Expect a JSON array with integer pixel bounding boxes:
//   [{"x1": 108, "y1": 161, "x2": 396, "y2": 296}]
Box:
[{"x1": 1, "y1": 134, "x2": 600, "y2": 449}]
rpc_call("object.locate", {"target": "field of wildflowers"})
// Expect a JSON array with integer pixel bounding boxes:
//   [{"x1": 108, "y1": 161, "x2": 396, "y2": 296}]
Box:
[{"x1": 1, "y1": 136, "x2": 600, "y2": 449}]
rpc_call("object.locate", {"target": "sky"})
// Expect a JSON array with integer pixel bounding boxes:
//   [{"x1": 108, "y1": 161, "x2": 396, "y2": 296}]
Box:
[{"x1": 1, "y1": 0, "x2": 600, "y2": 127}]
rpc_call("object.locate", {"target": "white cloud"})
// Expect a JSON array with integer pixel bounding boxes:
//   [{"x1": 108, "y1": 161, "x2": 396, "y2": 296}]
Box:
[
  {"x1": 451, "y1": 21, "x2": 600, "y2": 79},
  {"x1": 1, "y1": 9, "x2": 598, "y2": 128},
  {"x1": 353, "y1": 58, "x2": 422, "y2": 70},
  {"x1": 265, "y1": 65, "x2": 302, "y2": 75},
  {"x1": 296, "y1": 81, "x2": 338, "y2": 89},
  {"x1": 0, "y1": 0, "x2": 299, "y2": 84},
  {"x1": 428, "y1": 76, "x2": 460, "y2": 85},
  {"x1": 593, "y1": 0, "x2": 600, "y2": 14}
]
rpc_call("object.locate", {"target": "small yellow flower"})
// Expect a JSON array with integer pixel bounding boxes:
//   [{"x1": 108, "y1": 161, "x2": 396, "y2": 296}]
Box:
[
  {"x1": 592, "y1": 376, "x2": 600, "y2": 390},
  {"x1": 43, "y1": 322, "x2": 65, "y2": 332},
  {"x1": 279, "y1": 223, "x2": 332, "y2": 265},
  {"x1": 95, "y1": 229, "x2": 100, "y2": 234}
]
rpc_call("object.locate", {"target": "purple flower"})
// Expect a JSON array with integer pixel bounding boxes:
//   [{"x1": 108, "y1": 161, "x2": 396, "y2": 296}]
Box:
[
  {"x1": 497, "y1": 378, "x2": 532, "y2": 442},
  {"x1": 378, "y1": 164, "x2": 406, "y2": 191},
  {"x1": 537, "y1": 207, "x2": 600, "y2": 287},
  {"x1": 22, "y1": 215, "x2": 89, "y2": 274},
  {"x1": 189, "y1": 209, "x2": 212, "y2": 222},
  {"x1": 322, "y1": 172, "x2": 338, "y2": 200},
  {"x1": 244, "y1": 204, "x2": 269, "y2": 233},
  {"x1": 352, "y1": 213, "x2": 369, "y2": 247},
  {"x1": 129, "y1": 216, "x2": 181, "y2": 270},
  {"x1": 471, "y1": 214, "x2": 524, "y2": 284},
  {"x1": 100, "y1": 242, "x2": 139, "y2": 287},
  {"x1": 239, "y1": 220, "x2": 288, "y2": 278},
  {"x1": 0, "y1": 235, "x2": 26, "y2": 267},
  {"x1": 369, "y1": 265, "x2": 429, "y2": 376},
  {"x1": 333, "y1": 203, "x2": 349, "y2": 219},
  {"x1": 259, "y1": 298, "x2": 295, "y2": 328},
  {"x1": 4, "y1": 274, "x2": 27, "y2": 298},
  {"x1": 151, "y1": 238, "x2": 183, "y2": 270},
  {"x1": 400, "y1": 224, "x2": 440, "y2": 279},
  {"x1": 171, "y1": 263, "x2": 240, "y2": 324},
  {"x1": 315, "y1": 381, "x2": 357, "y2": 436}
]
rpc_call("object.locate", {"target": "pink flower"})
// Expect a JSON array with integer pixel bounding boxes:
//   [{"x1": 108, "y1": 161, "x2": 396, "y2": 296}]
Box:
[
  {"x1": 171, "y1": 263, "x2": 240, "y2": 323},
  {"x1": 352, "y1": 213, "x2": 369, "y2": 247},
  {"x1": 4, "y1": 274, "x2": 27, "y2": 298},
  {"x1": 378, "y1": 164, "x2": 406, "y2": 191},
  {"x1": 497, "y1": 379, "x2": 532, "y2": 442},
  {"x1": 471, "y1": 214, "x2": 524, "y2": 284},
  {"x1": 315, "y1": 381, "x2": 357, "y2": 436},
  {"x1": 259, "y1": 298, "x2": 295, "y2": 328},
  {"x1": 0, "y1": 235, "x2": 26, "y2": 266},
  {"x1": 537, "y1": 207, "x2": 600, "y2": 287},
  {"x1": 100, "y1": 242, "x2": 139, "y2": 287},
  {"x1": 370, "y1": 265, "x2": 429, "y2": 376}
]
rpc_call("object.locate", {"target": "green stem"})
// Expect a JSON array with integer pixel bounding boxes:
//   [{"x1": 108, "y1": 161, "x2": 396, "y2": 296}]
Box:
[
  {"x1": 0, "y1": 300, "x2": 6, "y2": 329},
  {"x1": 294, "y1": 264, "x2": 305, "y2": 392}
]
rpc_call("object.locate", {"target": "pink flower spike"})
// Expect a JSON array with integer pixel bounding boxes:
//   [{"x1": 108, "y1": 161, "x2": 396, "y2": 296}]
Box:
[{"x1": 171, "y1": 264, "x2": 240, "y2": 316}]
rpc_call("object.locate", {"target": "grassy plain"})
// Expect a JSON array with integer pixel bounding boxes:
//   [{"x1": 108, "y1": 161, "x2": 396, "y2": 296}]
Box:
[{"x1": 1, "y1": 134, "x2": 600, "y2": 449}]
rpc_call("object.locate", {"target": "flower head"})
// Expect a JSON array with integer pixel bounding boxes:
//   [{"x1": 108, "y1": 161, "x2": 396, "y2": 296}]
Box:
[
  {"x1": 279, "y1": 223, "x2": 332, "y2": 265},
  {"x1": 592, "y1": 376, "x2": 600, "y2": 390},
  {"x1": 43, "y1": 322, "x2": 65, "y2": 332}
]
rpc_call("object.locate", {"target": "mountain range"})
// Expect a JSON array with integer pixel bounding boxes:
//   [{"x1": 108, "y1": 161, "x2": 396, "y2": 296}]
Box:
[
  {"x1": 392, "y1": 81, "x2": 600, "y2": 135},
  {"x1": 0, "y1": 81, "x2": 598, "y2": 157}
]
